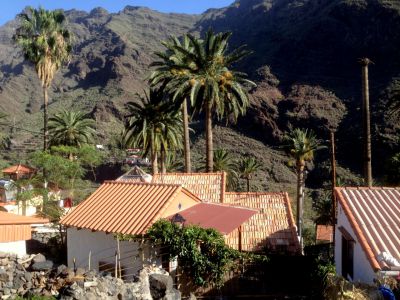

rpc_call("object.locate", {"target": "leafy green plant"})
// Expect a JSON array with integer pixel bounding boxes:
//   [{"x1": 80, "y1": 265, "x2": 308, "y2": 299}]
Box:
[{"x1": 117, "y1": 219, "x2": 267, "y2": 288}]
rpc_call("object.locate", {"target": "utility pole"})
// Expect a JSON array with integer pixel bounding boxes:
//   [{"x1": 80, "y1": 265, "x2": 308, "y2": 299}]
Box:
[
  {"x1": 330, "y1": 131, "x2": 337, "y2": 251},
  {"x1": 359, "y1": 58, "x2": 373, "y2": 187}
]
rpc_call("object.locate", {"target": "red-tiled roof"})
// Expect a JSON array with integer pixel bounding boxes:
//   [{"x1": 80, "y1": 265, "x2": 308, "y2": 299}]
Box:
[
  {"x1": 61, "y1": 181, "x2": 201, "y2": 235},
  {"x1": 152, "y1": 173, "x2": 225, "y2": 203},
  {"x1": 2, "y1": 164, "x2": 36, "y2": 174},
  {"x1": 316, "y1": 225, "x2": 333, "y2": 242},
  {"x1": 335, "y1": 187, "x2": 400, "y2": 271},
  {"x1": 169, "y1": 203, "x2": 257, "y2": 235},
  {"x1": 0, "y1": 212, "x2": 49, "y2": 225},
  {"x1": 224, "y1": 192, "x2": 300, "y2": 253}
]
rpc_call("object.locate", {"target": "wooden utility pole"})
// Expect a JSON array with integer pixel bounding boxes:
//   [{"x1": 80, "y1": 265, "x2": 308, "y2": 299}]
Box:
[
  {"x1": 360, "y1": 58, "x2": 373, "y2": 187},
  {"x1": 330, "y1": 131, "x2": 337, "y2": 249}
]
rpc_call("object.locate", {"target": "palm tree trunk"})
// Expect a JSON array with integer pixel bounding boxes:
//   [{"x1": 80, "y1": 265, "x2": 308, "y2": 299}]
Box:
[
  {"x1": 246, "y1": 178, "x2": 250, "y2": 192},
  {"x1": 182, "y1": 99, "x2": 191, "y2": 173},
  {"x1": 43, "y1": 87, "x2": 49, "y2": 151},
  {"x1": 205, "y1": 100, "x2": 213, "y2": 172},
  {"x1": 160, "y1": 147, "x2": 166, "y2": 174},
  {"x1": 151, "y1": 142, "x2": 158, "y2": 174},
  {"x1": 296, "y1": 162, "x2": 304, "y2": 250}
]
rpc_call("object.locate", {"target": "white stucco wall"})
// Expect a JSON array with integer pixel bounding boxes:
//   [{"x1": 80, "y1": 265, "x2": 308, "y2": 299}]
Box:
[
  {"x1": 0, "y1": 240, "x2": 26, "y2": 257},
  {"x1": 67, "y1": 228, "x2": 161, "y2": 279},
  {"x1": 335, "y1": 202, "x2": 376, "y2": 283}
]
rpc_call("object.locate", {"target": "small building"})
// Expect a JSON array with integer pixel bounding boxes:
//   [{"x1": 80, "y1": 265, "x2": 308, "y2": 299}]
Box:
[
  {"x1": 316, "y1": 225, "x2": 334, "y2": 244},
  {"x1": 335, "y1": 187, "x2": 400, "y2": 283},
  {"x1": 0, "y1": 178, "x2": 17, "y2": 203},
  {"x1": 0, "y1": 212, "x2": 49, "y2": 257},
  {"x1": 2, "y1": 164, "x2": 36, "y2": 181},
  {"x1": 61, "y1": 181, "x2": 254, "y2": 278}
]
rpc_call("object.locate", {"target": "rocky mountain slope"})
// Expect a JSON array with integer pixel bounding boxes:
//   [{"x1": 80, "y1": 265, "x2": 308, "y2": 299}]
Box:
[{"x1": 0, "y1": 0, "x2": 399, "y2": 186}]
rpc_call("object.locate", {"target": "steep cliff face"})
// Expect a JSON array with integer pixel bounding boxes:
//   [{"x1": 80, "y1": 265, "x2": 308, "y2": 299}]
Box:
[{"x1": 0, "y1": 0, "x2": 399, "y2": 181}]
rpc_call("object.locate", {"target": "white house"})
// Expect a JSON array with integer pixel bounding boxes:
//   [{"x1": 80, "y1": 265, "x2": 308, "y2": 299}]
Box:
[
  {"x1": 334, "y1": 187, "x2": 400, "y2": 283},
  {"x1": 61, "y1": 181, "x2": 255, "y2": 279},
  {"x1": 0, "y1": 211, "x2": 49, "y2": 257}
]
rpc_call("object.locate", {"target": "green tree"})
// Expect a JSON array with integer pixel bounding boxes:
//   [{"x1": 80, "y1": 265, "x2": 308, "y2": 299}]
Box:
[
  {"x1": 48, "y1": 110, "x2": 96, "y2": 148},
  {"x1": 213, "y1": 149, "x2": 238, "y2": 191},
  {"x1": 125, "y1": 88, "x2": 182, "y2": 174},
  {"x1": 283, "y1": 128, "x2": 324, "y2": 249},
  {"x1": 237, "y1": 156, "x2": 262, "y2": 192},
  {"x1": 150, "y1": 35, "x2": 193, "y2": 173},
  {"x1": 14, "y1": 7, "x2": 72, "y2": 150},
  {"x1": 159, "y1": 30, "x2": 255, "y2": 172}
]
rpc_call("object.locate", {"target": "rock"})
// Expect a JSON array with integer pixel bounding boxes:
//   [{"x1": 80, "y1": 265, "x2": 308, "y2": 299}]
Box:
[
  {"x1": 149, "y1": 273, "x2": 173, "y2": 300},
  {"x1": 0, "y1": 269, "x2": 10, "y2": 282},
  {"x1": 24, "y1": 272, "x2": 32, "y2": 282},
  {"x1": 57, "y1": 264, "x2": 68, "y2": 276},
  {"x1": 0, "y1": 252, "x2": 7, "y2": 259},
  {"x1": 32, "y1": 260, "x2": 53, "y2": 271},
  {"x1": 33, "y1": 254, "x2": 46, "y2": 263},
  {"x1": 162, "y1": 289, "x2": 181, "y2": 300},
  {"x1": 188, "y1": 293, "x2": 197, "y2": 300},
  {"x1": 2, "y1": 288, "x2": 10, "y2": 295},
  {"x1": 75, "y1": 267, "x2": 85, "y2": 276},
  {"x1": 84, "y1": 281, "x2": 98, "y2": 288}
]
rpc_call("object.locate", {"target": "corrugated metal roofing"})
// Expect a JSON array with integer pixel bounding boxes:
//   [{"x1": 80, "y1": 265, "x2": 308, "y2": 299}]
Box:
[
  {"x1": 316, "y1": 225, "x2": 333, "y2": 242},
  {"x1": 168, "y1": 203, "x2": 257, "y2": 235},
  {"x1": 0, "y1": 211, "x2": 49, "y2": 225},
  {"x1": 152, "y1": 173, "x2": 225, "y2": 203},
  {"x1": 224, "y1": 192, "x2": 300, "y2": 253},
  {"x1": 61, "y1": 181, "x2": 200, "y2": 235},
  {"x1": 2, "y1": 164, "x2": 36, "y2": 174},
  {"x1": 335, "y1": 187, "x2": 400, "y2": 271}
]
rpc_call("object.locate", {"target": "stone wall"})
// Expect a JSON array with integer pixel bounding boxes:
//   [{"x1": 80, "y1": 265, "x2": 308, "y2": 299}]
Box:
[{"x1": 0, "y1": 252, "x2": 181, "y2": 300}]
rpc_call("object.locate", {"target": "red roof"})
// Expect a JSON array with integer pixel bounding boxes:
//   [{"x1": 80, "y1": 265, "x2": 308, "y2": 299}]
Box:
[
  {"x1": 152, "y1": 173, "x2": 225, "y2": 203},
  {"x1": 61, "y1": 181, "x2": 201, "y2": 235},
  {"x1": 169, "y1": 203, "x2": 257, "y2": 235},
  {"x1": 316, "y1": 225, "x2": 333, "y2": 242},
  {"x1": 2, "y1": 164, "x2": 36, "y2": 175},
  {"x1": 0, "y1": 211, "x2": 49, "y2": 225},
  {"x1": 335, "y1": 187, "x2": 400, "y2": 271},
  {"x1": 224, "y1": 192, "x2": 300, "y2": 253}
]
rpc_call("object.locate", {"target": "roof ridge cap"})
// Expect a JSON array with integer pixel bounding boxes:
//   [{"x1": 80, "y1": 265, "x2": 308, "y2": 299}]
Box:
[
  {"x1": 153, "y1": 172, "x2": 224, "y2": 176},
  {"x1": 104, "y1": 180, "x2": 181, "y2": 188}
]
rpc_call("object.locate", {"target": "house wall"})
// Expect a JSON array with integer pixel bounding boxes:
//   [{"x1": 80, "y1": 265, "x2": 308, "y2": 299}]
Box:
[
  {"x1": 0, "y1": 240, "x2": 26, "y2": 257},
  {"x1": 161, "y1": 191, "x2": 199, "y2": 218},
  {"x1": 335, "y1": 202, "x2": 376, "y2": 283},
  {"x1": 67, "y1": 228, "x2": 162, "y2": 279}
]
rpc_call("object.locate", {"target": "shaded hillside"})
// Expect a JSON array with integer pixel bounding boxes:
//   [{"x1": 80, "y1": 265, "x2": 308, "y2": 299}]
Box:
[{"x1": 0, "y1": 0, "x2": 399, "y2": 185}]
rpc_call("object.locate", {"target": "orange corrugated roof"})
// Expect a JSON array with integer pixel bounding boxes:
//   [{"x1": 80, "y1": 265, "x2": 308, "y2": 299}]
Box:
[
  {"x1": 316, "y1": 225, "x2": 333, "y2": 242},
  {"x1": 61, "y1": 181, "x2": 201, "y2": 235},
  {"x1": 2, "y1": 164, "x2": 36, "y2": 174},
  {"x1": 335, "y1": 187, "x2": 400, "y2": 271},
  {"x1": 168, "y1": 203, "x2": 257, "y2": 235},
  {"x1": 152, "y1": 172, "x2": 225, "y2": 203},
  {"x1": 224, "y1": 192, "x2": 300, "y2": 253},
  {"x1": 0, "y1": 211, "x2": 49, "y2": 225}
]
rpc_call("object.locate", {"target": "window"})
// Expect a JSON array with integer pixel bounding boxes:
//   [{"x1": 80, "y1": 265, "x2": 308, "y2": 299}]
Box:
[{"x1": 341, "y1": 235, "x2": 354, "y2": 279}]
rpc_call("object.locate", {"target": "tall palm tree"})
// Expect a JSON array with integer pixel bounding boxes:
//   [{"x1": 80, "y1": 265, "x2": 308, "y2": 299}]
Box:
[
  {"x1": 48, "y1": 110, "x2": 95, "y2": 148},
  {"x1": 156, "y1": 30, "x2": 255, "y2": 172},
  {"x1": 283, "y1": 128, "x2": 323, "y2": 249},
  {"x1": 237, "y1": 156, "x2": 262, "y2": 192},
  {"x1": 150, "y1": 35, "x2": 193, "y2": 173},
  {"x1": 125, "y1": 88, "x2": 182, "y2": 174},
  {"x1": 212, "y1": 149, "x2": 238, "y2": 191},
  {"x1": 14, "y1": 7, "x2": 72, "y2": 150}
]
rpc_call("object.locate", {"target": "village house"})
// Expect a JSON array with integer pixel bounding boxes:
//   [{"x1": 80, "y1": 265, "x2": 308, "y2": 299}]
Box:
[
  {"x1": 0, "y1": 211, "x2": 49, "y2": 257},
  {"x1": 334, "y1": 187, "x2": 400, "y2": 283},
  {"x1": 60, "y1": 181, "x2": 255, "y2": 278}
]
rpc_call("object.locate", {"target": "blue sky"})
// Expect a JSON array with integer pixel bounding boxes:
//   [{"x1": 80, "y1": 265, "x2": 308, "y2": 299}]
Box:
[{"x1": 1, "y1": 0, "x2": 234, "y2": 25}]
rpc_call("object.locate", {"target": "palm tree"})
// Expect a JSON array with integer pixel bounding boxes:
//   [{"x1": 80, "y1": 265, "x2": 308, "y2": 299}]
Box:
[
  {"x1": 212, "y1": 149, "x2": 238, "y2": 191},
  {"x1": 150, "y1": 35, "x2": 193, "y2": 173},
  {"x1": 48, "y1": 110, "x2": 95, "y2": 148},
  {"x1": 14, "y1": 7, "x2": 72, "y2": 150},
  {"x1": 283, "y1": 128, "x2": 324, "y2": 248},
  {"x1": 125, "y1": 88, "x2": 182, "y2": 174},
  {"x1": 237, "y1": 156, "x2": 262, "y2": 192},
  {"x1": 156, "y1": 30, "x2": 255, "y2": 172}
]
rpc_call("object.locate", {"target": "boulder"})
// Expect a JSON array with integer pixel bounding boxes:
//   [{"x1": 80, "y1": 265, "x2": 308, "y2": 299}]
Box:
[
  {"x1": 149, "y1": 273, "x2": 173, "y2": 299},
  {"x1": 32, "y1": 254, "x2": 46, "y2": 263},
  {"x1": 31, "y1": 260, "x2": 53, "y2": 271}
]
